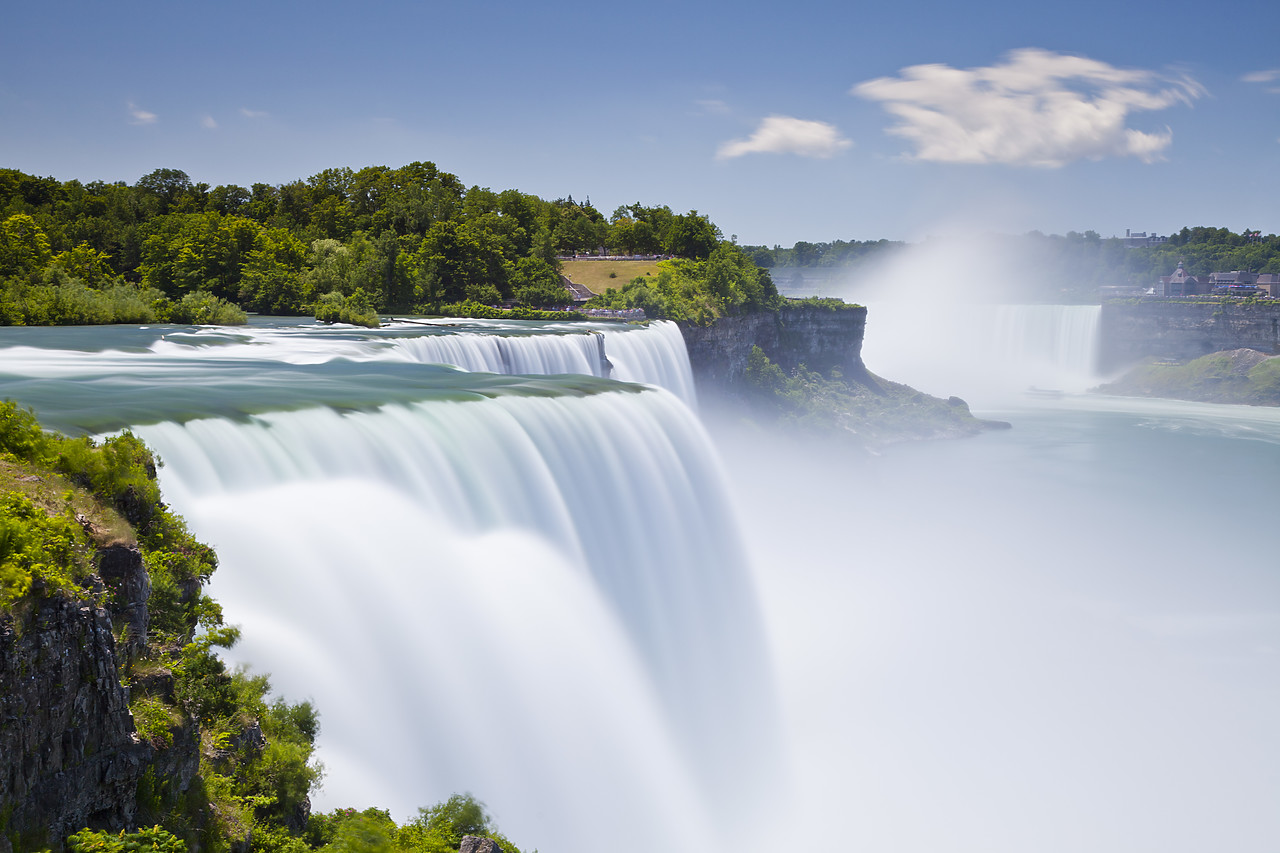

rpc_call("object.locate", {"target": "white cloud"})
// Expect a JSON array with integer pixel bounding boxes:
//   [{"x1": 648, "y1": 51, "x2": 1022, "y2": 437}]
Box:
[
  {"x1": 695, "y1": 99, "x2": 731, "y2": 116},
  {"x1": 852, "y1": 48, "x2": 1204, "y2": 167},
  {"x1": 240, "y1": 107, "x2": 269, "y2": 118},
  {"x1": 717, "y1": 115, "x2": 852, "y2": 160},
  {"x1": 1242, "y1": 69, "x2": 1280, "y2": 84},
  {"x1": 200, "y1": 115, "x2": 218, "y2": 129},
  {"x1": 127, "y1": 102, "x2": 157, "y2": 125}
]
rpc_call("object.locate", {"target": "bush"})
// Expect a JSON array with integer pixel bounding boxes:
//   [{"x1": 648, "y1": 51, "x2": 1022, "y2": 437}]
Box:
[
  {"x1": 168, "y1": 290, "x2": 249, "y2": 325},
  {"x1": 66, "y1": 826, "x2": 187, "y2": 852},
  {"x1": 313, "y1": 288, "x2": 379, "y2": 327},
  {"x1": 437, "y1": 299, "x2": 584, "y2": 321},
  {"x1": 0, "y1": 492, "x2": 93, "y2": 608}
]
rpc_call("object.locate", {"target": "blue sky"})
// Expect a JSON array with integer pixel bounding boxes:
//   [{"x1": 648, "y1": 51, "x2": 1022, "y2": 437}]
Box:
[{"x1": 2, "y1": 0, "x2": 1277, "y2": 245}]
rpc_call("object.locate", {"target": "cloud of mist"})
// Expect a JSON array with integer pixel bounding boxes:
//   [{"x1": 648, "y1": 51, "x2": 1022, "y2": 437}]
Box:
[
  {"x1": 240, "y1": 107, "x2": 269, "y2": 118},
  {"x1": 200, "y1": 115, "x2": 217, "y2": 129},
  {"x1": 852, "y1": 48, "x2": 1204, "y2": 167},
  {"x1": 717, "y1": 115, "x2": 852, "y2": 159}
]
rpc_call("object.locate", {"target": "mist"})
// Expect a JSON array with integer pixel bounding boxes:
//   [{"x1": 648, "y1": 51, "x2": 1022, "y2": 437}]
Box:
[{"x1": 703, "y1": 261, "x2": 1280, "y2": 850}]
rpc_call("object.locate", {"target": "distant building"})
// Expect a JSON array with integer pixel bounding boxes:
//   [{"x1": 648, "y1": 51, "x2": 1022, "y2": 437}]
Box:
[
  {"x1": 1156, "y1": 261, "x2": 1208, "y2": 296},
  {"x1": 1156, "y1": 263, "x2": 1275, "y2": 297},
  {"x1": 1208, "y1": 270, "x2": 1260, "y2": 295},
  {"x1": 1124, "y1": 229, "x2": 1169, "y2": 249},
  {"x1": 1256, "y1": 274, "x2": 1280, "y2": 298}
]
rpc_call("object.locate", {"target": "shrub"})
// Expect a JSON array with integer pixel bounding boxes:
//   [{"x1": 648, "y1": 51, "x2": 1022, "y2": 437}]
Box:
[
  {"x1": 169, "y1": 291, "x2": 248, "y2": 325},
  {"x1": 66, "y1": 825, "x2": 187, "y2": 852},
  {"x1": 313, "y1": 288, "x2": 379, "y2": 327},
  {"x1": 0, "y1": 492, "x2": 93, "y2": 608}
]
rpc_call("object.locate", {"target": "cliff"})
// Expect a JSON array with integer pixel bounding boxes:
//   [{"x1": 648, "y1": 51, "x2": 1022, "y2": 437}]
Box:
[
  {"x1": 679, "y1": 302, "x2": 872, "y2": 396},
  {"x1": 0, "y1": 550, "x2": 199, "y2": 852},
  {"x1": 1099, "y1": 300, "x2": 1280, "y2": 372},
  {"x1": 680, "y1": 302, "x2": 1006, "y2": 444}
]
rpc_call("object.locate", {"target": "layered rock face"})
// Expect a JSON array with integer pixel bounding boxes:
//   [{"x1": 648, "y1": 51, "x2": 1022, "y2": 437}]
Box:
[
  {"x1": 679, "y1": 303, "x2": 871, "y2": 396},
  {"x1": 1100, "y1": 301, "x2": 1280, "y2": 371},
  {"x1": 0, "y1": 550, "x2": 197, "y2": 852}
]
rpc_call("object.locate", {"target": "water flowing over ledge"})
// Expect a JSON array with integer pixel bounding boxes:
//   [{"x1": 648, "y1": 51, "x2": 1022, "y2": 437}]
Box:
[{"x1": 0, "y1": 318, "x2": 766, "y2": 852}]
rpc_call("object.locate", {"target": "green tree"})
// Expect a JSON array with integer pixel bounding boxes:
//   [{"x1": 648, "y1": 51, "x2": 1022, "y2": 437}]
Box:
[{"x1": 0, "y1": 213, "x2": 53, "y2": 277}]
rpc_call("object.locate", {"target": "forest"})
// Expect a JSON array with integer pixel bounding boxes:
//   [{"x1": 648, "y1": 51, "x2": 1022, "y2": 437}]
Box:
[
  {"x1": 0, "y1": 165, "x2": 780, "y2": 327},
  {"x1": 745, "y1": 227, "x2": 1280, "y2": 303}
]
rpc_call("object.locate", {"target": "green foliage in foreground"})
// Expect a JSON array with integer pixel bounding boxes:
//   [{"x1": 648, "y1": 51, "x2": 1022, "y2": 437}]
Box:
[
  {"x1": 742, "y1": 346, "x2": 999, "y2": 445},
  {"x1": 1097, "y1": 349, "x2": 1280, "y2": 406},
  {"x1": 304, "y1": 795, "x2": 522, "y2": 853},
  {"x1": 0, "y1": 491, "x2": 93, "y2": 608},
  {"x1": 586, "y1": 243, "x2": 780, "y2": 324},
  {"x1": 68, "y1": 825, "x2": 187, "y2": 852}
]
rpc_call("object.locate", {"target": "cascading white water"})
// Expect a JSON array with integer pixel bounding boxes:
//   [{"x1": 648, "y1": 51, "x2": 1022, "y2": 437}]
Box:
[
  {"x1": 386, "y1": 329, "x2": 603, "y2": 376},
  {"x1": 0, "y1": 319, "x2": 697, "y2": 406},
  {"x1": 131, "y1": 388, "x2": 774, "y2": 852},
  {"x1": 601, "y1": 320, "x2": 698, "y2": 406},
  {"x1": 862, "y1": 303, "x2": 1102, "y2": 405}
]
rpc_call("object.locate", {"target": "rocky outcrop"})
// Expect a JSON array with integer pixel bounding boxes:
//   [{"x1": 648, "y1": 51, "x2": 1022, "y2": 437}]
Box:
[
  {"x1": 1, "y1": 597, "x2": 140, "y2": 851},
  {"x1": 679, "y1": 302, "x2": 871, "y2": 397},
  {"x1": 460, "y1": 837, "x2": 503, "y2": 853},
  {"x1": 0, "y1": 554, "x2": 198, "y2": 851},
  {"x1": 1099, "y1": 301, "x2": 1280, "y2": 371},
  {"x1": 97, "y1": 545, "x2": 149, "y2": 663}
]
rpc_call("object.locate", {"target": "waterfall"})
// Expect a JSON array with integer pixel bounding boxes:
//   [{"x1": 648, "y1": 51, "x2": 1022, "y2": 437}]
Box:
[
  {"x1": 130, "y1": 388, "x2": 773, "y2": 852},
  {"x1": 862, "y1": 303, "x2": 1102, "y2": 405},
  {"x1": 0, "y1": 318, "x2": 745, "y2": 850},
  {"x1": 0, "y1": 319, "x2": 696, "y2": 407}
]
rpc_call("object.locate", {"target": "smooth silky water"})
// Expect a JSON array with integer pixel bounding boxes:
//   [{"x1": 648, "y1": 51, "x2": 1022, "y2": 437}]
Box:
[{"x1": 1, "y1": 313, "x2": 1276, "y2": 853}]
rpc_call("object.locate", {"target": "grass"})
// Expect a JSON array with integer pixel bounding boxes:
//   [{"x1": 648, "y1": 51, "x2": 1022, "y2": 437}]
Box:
[
  {"x1": 0, "y1": 455, "x2": 135, "y2": 547},
  {"x1": 560, "y1": 259, "x2": 660, "y2": 295}
]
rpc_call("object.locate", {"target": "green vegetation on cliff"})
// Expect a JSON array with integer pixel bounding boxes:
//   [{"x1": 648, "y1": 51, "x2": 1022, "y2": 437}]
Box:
[
  {"x1": 585, "y1": 243, "x2": 780, "y2": 324},
  {"x1": 1097, "y1": 349, "x2": 1280, "y2": 406},
  {"x1": 742, "y1": 346, "x2": 1006, "y2": 446}
]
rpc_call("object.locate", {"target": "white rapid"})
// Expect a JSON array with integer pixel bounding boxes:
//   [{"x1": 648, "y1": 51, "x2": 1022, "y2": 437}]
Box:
[
  {"x1": 131, "y1": 388, "x2": 773, "y2": 853},
  {"x1": 0, "y1": 318, "x2": 696, "y2": 405},
  {"x1": 861, "y1": 303, "x2": 1102, "y2": 406}
]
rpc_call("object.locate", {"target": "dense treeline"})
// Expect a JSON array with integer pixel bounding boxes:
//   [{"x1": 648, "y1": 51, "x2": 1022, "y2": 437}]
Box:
[
  {"x1": 744, "y1": 238, "x2": 905, "y2": 269},
  {"x1": 1, "y1": 403, "x2": 526, "y2": 852},
  {"x1": 746, "y1": 226, "x2": 1280, "y2": 303},
  {"x1": 0, "y1": 165, "x2": 769, "y2": 326}
]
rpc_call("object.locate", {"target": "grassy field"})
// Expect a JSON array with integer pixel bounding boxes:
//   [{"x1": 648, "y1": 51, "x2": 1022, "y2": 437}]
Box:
[{"x1": 560, "y1": 259, "x2": 662, "y2": 295}]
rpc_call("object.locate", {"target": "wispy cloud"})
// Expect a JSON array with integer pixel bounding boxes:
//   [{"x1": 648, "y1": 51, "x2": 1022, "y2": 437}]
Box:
[
  {"x1": 1241, "y1": 69, "x2": 1280, "y2": 84},
  {"x1": 127, "y1": 101, "x2": 158, "y2": 125},
  {"x1": 240, "y1": 107, "x2": 269, "y2": 119},
  {"x1": 852, "y1": 48, "x2": 1204, "y2": 167},
  {"x1": 695, "y1": 99, "x2": 731, "y2": 116},
  {"x1": 717, "y1": 115, "x2": 852, "y2": 160},
  {"x1": 200, "y1": 115, "x2": 218, "y2": 130}
]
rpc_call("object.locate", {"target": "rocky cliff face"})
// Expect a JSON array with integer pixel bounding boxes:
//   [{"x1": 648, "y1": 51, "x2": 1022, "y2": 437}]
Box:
[
  {"x1": 0, "y1": 549, "x2": 198, "y2": 852},
  {"x1": 679, "y1": 303, "x2": 871, "y2": 396},
  {"x1": 1100, "y1": 301, "x2": 1280, "y2": 371}
]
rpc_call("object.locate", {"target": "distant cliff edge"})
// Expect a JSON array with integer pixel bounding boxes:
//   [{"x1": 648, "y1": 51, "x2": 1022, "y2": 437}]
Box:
[
  {"x1": 679, "y1": 301, "x2": 873, "y2": 395},
  {"x1": 679, "y1": 301, "x2": 1008, "y2": 444},
  {"x1": 1100, "y1": 300, "x2": 1280, "y2": 372}
]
